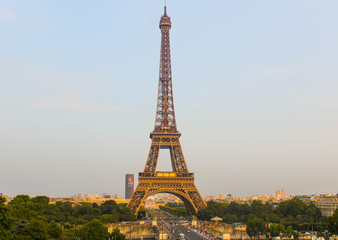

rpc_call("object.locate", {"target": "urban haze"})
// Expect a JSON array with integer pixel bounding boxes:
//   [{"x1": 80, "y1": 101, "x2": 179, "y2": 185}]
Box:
[{"x1": 1, "y1": 0, "x2": 338, "y2": 198}]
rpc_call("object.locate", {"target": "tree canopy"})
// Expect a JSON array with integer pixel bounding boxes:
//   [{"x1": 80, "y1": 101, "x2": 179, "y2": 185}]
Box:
[
  {"x1": 328, "y1": 208, "x2": 338, "y2": 234},
  {"x1": 1, "y1": 195, "x2": 130, "y2": 239},
  {"x1": 161, "y1": 198, "x2": 329, "y2": 232},
  {"x1": 77, "y1": 219, "x2": 109, "y2": 240}
]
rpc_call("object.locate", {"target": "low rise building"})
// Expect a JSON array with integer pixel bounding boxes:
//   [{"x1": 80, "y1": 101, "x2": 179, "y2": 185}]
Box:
[{"x1": 314, "y1": 195, "x2": 338, "y2": 217}]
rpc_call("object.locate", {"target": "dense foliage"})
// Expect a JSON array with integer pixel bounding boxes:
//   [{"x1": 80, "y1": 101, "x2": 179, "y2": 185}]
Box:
[
  {"x1": 328, "y1": 208, "x2": 338, "y2": 234},
  {"x1": 159, "y1": 202, "x2": 188, "y2": 217},
  {"x1": 160, "y1": 198, "x2": 334, "y2": 234},
  {"x1": 0, "y1": 195, "x2": 133, "y2": 240},
  {"x1": 196, "y1": 199, "x2": 327, "y2": 232},
  {"x1": 0, "y1": 197, "x2": 13, "y2": 239},
  {"x1": 246, "y1": 217, "x2": 266, "y2": 239},
  {"x1": 246, "y1": 219, "x2": 300, "y2": 239}
]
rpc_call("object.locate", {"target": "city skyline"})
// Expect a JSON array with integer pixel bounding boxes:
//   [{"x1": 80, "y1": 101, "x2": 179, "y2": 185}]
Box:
[
  {"x1": 3, "y1": 189, "x2": 336, "y2": 199},
  {"x1": 1, "y1": 0, "x2": 338, "y2": 198}
]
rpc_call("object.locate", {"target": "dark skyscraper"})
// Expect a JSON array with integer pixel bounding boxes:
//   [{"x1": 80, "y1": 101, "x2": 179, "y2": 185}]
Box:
[{"x1": 125, "y1": 174, "x2": 134, "y2": 199}]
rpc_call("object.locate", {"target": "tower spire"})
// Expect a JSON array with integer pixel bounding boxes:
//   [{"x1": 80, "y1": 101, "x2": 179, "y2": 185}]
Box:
[
  {"x1": 164, "y1": 0, "x2": 167, "y2": 15},
  {"x1": 156, "y1": 1, "x2": 174, "y2": 133}
]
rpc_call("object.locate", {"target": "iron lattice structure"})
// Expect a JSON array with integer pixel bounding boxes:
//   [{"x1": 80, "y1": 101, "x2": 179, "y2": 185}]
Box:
[{"x1": 127, "y1": 6, "x2": 206, "y2": 216}]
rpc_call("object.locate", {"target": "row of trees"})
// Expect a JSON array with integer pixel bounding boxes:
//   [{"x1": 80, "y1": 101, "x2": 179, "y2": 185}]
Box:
[
  {"x1": 197, "y1": 199, "x2": 327, "y2": 231},
  {"x1": 159, "y1": 202, "x2": 189, "y2": 217},
  {"x1": 160, "y1": 198, "x2": 338, "y2": 235},
  {"x1": 246, "y1": 218, "x2": 299, "y2": 239},
  {"x1": 0, "y1": 195, "x2": 138, "y2": 240},
  {"x1": 247, "y1": 213, "x2": 338, "y2": 240}
]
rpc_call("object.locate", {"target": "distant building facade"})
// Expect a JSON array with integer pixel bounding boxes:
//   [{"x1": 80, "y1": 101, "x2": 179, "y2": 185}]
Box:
[
  {"x1": 275, "y1": 189, "x2": 286, "y2": 200},
  {"x1": 314, "y1": 195, "x2": 338, "y2": 217},
  {"x1": 125, "y1": 174, "x2": 134, "y2": 199},
  {"x1": 144, "y1": 197, "x2": 156, "y2": 209}
]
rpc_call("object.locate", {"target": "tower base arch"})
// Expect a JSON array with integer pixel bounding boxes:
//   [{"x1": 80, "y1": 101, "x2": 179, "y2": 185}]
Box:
[{"x1": 127, "y1": 174, "x2": 206, "y2": 216}]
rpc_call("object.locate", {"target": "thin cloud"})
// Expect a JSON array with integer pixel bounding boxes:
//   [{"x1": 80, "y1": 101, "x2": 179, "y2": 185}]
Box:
[
  {"x1": 0, "y1": 98, "x2": 127, "y2": 114},
  {"x1": 0, "y1": 8, "x2": 15, "y2": 19}
]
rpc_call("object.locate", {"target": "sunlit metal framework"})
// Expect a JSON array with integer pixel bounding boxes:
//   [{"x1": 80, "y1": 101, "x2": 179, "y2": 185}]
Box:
[{"x1": 127, "y1": 6, "x2": 206, "y2": 216}]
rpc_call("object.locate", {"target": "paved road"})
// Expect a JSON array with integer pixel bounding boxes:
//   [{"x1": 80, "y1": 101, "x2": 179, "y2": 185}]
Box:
[
  {"x1": 149, "y1": 209, "x2": 214, "y2": 240},
  {"x1": 168, "y1": 223, "x2": 210, "y2": 240}
]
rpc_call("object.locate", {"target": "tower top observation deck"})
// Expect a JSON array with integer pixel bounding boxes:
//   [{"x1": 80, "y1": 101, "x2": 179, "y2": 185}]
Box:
[{"x1": 160, "y1": 6, "x2": 171, "y2": 28}]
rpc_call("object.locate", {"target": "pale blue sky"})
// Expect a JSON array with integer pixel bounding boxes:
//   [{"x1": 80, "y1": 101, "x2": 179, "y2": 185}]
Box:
[{"x1": 1, "y1": 0, "x2": 337, "y2": 197}]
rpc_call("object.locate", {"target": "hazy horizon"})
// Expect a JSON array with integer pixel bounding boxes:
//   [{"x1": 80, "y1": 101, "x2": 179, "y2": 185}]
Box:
[
  {"x1": 1, "y1": 0, "x2": 338, "y2": 198},
  {"x1": 3, "y1": 190, "x2": 338, "y2": 199}
]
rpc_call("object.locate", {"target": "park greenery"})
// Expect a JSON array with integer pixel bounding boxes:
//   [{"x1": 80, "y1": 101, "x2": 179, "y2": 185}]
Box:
[
  {"x1": 159, "y1": 202, "x2": 189, "y2": 217},
  {"x1": 161, "y1": 198, "x2": 338, "y2": 238},
  {"x1": 1, "y1": 195, "x2": 338, "y2": 239},
  {"x1": 0, "y1": 195, "x2": 143, "y2": 240},
  {"x1": 197, "y1": 199, "x2": 326, "y2": 231},
  {"x1": 328, "y1": 208, "x2": 338, "y2": 234}
]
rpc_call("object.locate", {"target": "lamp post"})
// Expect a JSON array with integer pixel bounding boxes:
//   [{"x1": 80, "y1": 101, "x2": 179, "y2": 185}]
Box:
[
  {"x1": 162, "y1": 223, "x2": 164, "y2": 240},
  {"x1": 130, "y1": 221, "x2": 132, "y2": 240}
]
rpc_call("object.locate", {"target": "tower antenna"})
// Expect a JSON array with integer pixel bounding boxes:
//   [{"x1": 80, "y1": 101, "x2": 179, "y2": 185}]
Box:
[{"x1": 164, "y1": 0, "x2": 167, "y2": 15}]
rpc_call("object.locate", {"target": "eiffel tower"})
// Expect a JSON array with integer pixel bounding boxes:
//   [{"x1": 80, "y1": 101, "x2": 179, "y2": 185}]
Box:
[{"x1": 127, "y1": 4, "x2": 206, "y2": 216}]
